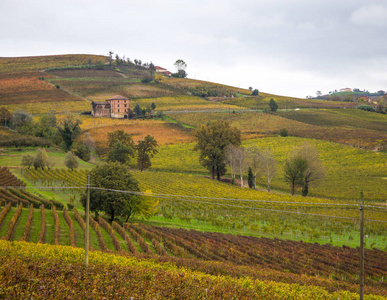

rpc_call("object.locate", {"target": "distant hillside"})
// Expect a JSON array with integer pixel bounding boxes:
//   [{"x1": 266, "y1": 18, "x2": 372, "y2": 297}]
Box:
[{"x1": 0, "y1": 54, "x2": 358, "y2": 115}]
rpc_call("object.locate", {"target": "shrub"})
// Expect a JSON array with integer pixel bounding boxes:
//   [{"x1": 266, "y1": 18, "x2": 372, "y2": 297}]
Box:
[
  {"x1": 356, "y1": 105, "x2": 375, "y2": 112},
  {"x1": 252, "y1": 89, "x2": 259, "y2": 96},
  {"x1": 279, "y1": 128, "x2": 289, "y2": 137}
]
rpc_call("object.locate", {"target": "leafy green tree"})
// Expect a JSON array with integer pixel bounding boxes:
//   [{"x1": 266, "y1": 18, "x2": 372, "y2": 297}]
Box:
[
  {"x1": 194, "y1": 121, "x2": 241, "y2": 180},
  {"x1": 137, "y1": 135, "x2": 158, "y2": 171},
  {"x1": 72, "y1": 141, "x2": 91, "y2": 162},
  {"x1": 81, "y1": 163, "x2": 156, "y2": 222},
  {"x1": 151, "y1": 102, "x2": 156, "y2": 111},
  {"x1": 21, "y1": 154, "x2": 34, "y2": 169},
  {"x1": 33, "y1": 149, "x2": 49, "y2": 170},
  {"x1": 134, "y1": 104, "x2": 143, "y2": 119},
  {"x1": 269, "y1": 99, "x2": 278, "y2": 112},
  {"x1": 57, "y1": 115, "x2": 82, "y2": 151},
  {"x1": 65, "y1": 152, "x2": 79, "y2": 170},
  {"x1": 107, "y1": 130, "x2": 135, "y2": 149},
  {"x1": 107, "y1": 141, "x2": 134, "y2": 164},
  {"x1": 252, "y1": 89, "x2": 259, "y2": 96}
]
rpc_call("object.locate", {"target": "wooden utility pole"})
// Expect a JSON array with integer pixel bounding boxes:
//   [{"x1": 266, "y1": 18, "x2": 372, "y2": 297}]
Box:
[
  {"x1": 359, "y1": 191, "x2": 365, "y2": 300},
  {"x1": 85, "y1": 175, "x2": 90, "y2": 267}
]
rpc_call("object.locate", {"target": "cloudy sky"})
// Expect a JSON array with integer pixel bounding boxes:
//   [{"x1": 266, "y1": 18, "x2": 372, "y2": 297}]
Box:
[{"x1": 1, "y1": 0, "x2": 387, "y2": 98}]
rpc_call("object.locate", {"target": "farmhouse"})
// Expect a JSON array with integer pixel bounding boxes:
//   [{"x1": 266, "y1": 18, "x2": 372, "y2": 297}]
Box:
[
  {"x1": 91, "y1": 95, "x2": 130, "y2": 118},
  {"x1": 155, "y1": 66, "x2": 172, "y2": 76}
]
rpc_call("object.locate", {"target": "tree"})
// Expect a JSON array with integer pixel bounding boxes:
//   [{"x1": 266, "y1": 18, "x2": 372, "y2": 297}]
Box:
[
  {"x1": 225, "y1": 145, "x2": 238, "y2": 184},
  {"x1": 107, "y1": 130, "x2": 135, "y2": 149},
  {"x1": 57, "y1": 115, "x2": 82, "y2": 151},
  {"x1": 284, "y1": 155, "x2": 307, "y2": 196},
  {"x1": 0, "y1": 107, "x2": 12, "y2": 127},
  {"x1": 72, "y1": 141, "x2": 91, "y2": 162},
  {"x1": 252, "y1": 89, "x2": 259, "y2": 96},
  {"x1": 107, "y1": 141, "x2": 134, "y2": 164},
  {"x1": 194, "y1": 121, "x2": 241, "y2": 180},
  {"x1": 258, "y1": 149, "x2": 277, "y2": 192},
  {"x1": 269, "y1": 99, "x2": 278, "y2": 112},
  {"x1": 137, "y1": 135, "x2": 158, "y2": 171},
  {"x1": 298, "y1": 143, "x2": 325, "y2": 196},
  {"x1": 174, "y1": 59, "x2": 187, "y2": 78},
  {"x1": 134, "y1": 103, "x2": 144, "y2": 119},
  {"x1": 247, "y1": 167, "x2": 254, "y2": 189},
  {"x1": 21, "y1": 154, "x2": 34, "y2": 169},
  {"x1": 10, "y1": 110, "x2": 32, "y2": 128},
  {"x1": 33, "y1": 149, "x2": 49, "y2": 170},
  {"x1": 284, "y1": 143, "x2": 325, "y2": 196},
  {"x1": 81, "y1": 163, "x2": 157, "y2": 222},
  {"x1": 65, "y1": 152, "x2": 79, "y2": 170}
]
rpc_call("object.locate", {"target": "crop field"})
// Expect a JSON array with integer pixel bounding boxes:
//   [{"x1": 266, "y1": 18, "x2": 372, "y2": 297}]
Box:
[
  {"x1": 134, "y1": 95, "x2": 242, "y2": 111},
  {"x1": 2, "y1": 241, "x2": 386, "y2": 299},
  {"x1": 132, "y1": 170, "x2": 387, "y2": 249},
  {"x1": 276, "y1": 109, "x2": 387, "y2": 132},
  {"x1": 0, "y1": 54, "x2": 106, "y2": 73},
  {"x1": 0, "y1": 207, "x2": 386, "y2": 298},
  {"x1": 167, "y1": 111, "x2": 387, "y2": 149},
  {"x1": 223, "y1": 94, "x2": 359, "y2": 109},
  {"x1": 151, "y1": 137, "x2": 387, "y2": 201},
  {"x1": 83, "y1": 119, "x2": 194, "y2": 155}
]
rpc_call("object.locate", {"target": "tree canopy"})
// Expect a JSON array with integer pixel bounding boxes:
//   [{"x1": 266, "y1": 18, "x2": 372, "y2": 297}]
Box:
[
  {"x1": 82, "y1": 163, "x2": 157, "y2": 222},
  {"x1": 194, "y1": 121, "x2": 241, "y2": 180},
  {"x1": 137, "y1": 135, "x2": 158, "y2": 171}
]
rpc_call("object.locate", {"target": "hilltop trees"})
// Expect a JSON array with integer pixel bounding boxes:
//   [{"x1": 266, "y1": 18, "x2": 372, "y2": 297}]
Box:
[
  {"x1": 174, "y1": 59, "x2": 188, "y2": 78},
  {"x1": 269, "y1": 99, "x2": 278, "y2": 112},
  {"x1": 194, "y1": 121, "x2": 241, "y2": 180}
]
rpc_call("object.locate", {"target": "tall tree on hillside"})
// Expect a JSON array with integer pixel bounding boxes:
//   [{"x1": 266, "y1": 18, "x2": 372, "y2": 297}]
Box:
[
  {"x1": 284, "y1": 143, "x2": 324, "y2": 196},
  {"x1": 107, "y1": 130, "x2": 135, "y2": 149},
  {"x1": 174, "y1": 59, "x2": 188, "y2": 78},
  {"x1": 57, "y1": 115, "x2": 82, "y2": 151},
  {"x1": 137, "y1": 135, "x2": 158, "y2": 171},
  {"x1": 258, "y1": 149, "x2": 277, "y2": 192},
  {"x1": 269, "y1": 99, "x2": 278, "y2": 112},
  {"x1": 0, "y1": 107, "x2": 12, "y2": 127},
  {"x1": 194, "y1": 121, "x2": 241, "y2": 180}
]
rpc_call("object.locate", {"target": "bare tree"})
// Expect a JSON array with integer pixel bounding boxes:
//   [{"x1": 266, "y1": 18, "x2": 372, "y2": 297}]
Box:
[
  {"x1": 234, "y1": 147, "x2": 245, "y2": 188},
  {"x1": 259, "y1": 149, "x2": 277, "y2": 192},
  {"x1": 298, "y1": 143, "x2": 325, "y2": 196},
  {"x1": 225, "y1": 145, "x2": 238, "y2": 184},
  {"x1": 226, "y1": 145, "x2": 246, "y2": 187},
  {"x1": 284, "y1": 143, "x2": 325, "y2": 196},
  {"x1": 249, "y1": 148, "x2": 277, "y2": 191}
]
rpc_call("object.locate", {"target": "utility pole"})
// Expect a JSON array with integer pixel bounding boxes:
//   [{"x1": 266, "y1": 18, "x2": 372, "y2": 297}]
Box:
[
  {"x1": 359, "y1": 191, "x2": 365, "y2": 300},
  {"x1": 85, "y1": 175, "x2": 90, "y2": 267}
]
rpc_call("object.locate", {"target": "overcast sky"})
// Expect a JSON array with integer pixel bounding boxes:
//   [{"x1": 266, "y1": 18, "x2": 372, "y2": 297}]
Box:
[{"x1": 1, "y1": 0, "x2": 387, "y2": 98}]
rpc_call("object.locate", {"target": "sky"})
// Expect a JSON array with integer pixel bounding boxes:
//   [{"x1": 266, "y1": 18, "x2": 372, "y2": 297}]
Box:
[{"x1": 1, "y1": 0, "x2": 387, "y2": 98}]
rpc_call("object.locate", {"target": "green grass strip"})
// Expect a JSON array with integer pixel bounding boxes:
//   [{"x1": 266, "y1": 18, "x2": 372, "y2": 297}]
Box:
[
  {"x1": 28, "y1": 208, "x2": 42, "y2": 243},
  {"x1": 0, "y1": 207, "x2": 15, "y2": 238},
  {"x1": 11, "y1": 208, "x2": 29, "y2": 241},
  {"x1": 57, "y1": 211, "x2": 70, "y2": 246}
]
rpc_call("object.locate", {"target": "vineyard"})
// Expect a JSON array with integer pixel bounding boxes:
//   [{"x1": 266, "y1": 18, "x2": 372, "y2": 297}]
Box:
[
  {"x1": 167, "y1": 111, "x2": 387, "y2": 149},
  {"x1": 1, "y1": 53, "x2": 387, "y2": 299},
  {"x1": 151, "y1": 137, "x2": 387, "y2": 201},
  {"x1": 0, "y1": 202, "x2": 386, "y2": 297}
]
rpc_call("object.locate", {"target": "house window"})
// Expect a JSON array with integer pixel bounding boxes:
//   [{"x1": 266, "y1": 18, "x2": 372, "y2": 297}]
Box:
[
  {"x1": 118, "y1": 104, "x2": 120, "y2": 107},
  {"x1": 124, "y1": 104, "x2": 127, "y2": 107},
  {"x1": 118, "y1": 109, "x2": 120, "y2": 112}
]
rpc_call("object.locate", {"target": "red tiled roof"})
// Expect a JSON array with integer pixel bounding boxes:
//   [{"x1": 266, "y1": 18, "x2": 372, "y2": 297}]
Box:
[{"x1": 106, "y1": 95, "x2": 129, "y2": 101}]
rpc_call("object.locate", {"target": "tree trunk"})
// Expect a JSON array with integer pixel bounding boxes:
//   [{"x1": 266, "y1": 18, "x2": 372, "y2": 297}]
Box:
[
  {"x1": 291, "y1": 180, "x2": 295, "y2": 195},
  {"x1": 302, "y1": 181, "x2": 309, "y2": 196}
]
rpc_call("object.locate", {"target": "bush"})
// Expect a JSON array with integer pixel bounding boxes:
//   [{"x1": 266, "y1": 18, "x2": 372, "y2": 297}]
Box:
[
  {"x1": 279, "y1": 128, "x2": 289, "y2": 137},
  {"x1": 252, "y1": 89, "x2": 259, "y2": 96},
  {"x1": 356, "y1": 105, "x2": 375, "y2": 112}
]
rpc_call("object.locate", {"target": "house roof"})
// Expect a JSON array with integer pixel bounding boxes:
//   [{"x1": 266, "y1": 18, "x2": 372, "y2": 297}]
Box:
[
  {"x1": 106, "y1": 95, "x2": 129, "y2": 101},
  {"x1": 155, "y1": 66, "x2": 167, "y2": 70},
  {"x1": 92, "y1": 101, "x2": 110, "y2": 105}
]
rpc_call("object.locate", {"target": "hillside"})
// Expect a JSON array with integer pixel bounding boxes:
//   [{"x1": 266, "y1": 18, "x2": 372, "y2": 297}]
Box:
[{"x1": 0, "y1": 54, "x2": 387, "y2": 299}]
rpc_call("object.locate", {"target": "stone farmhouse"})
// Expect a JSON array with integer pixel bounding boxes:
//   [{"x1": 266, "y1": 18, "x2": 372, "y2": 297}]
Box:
[{"x1": 91, "y1": 95, "x2": 130, "y2": 118}]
